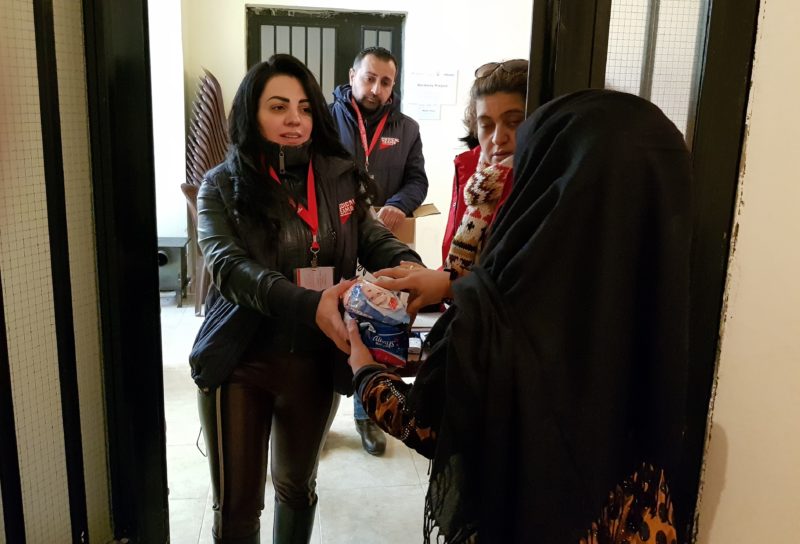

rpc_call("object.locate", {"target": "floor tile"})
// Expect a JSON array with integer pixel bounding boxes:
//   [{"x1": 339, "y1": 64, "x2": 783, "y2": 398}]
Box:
[
  {"x1": 164, "y1": 368, "x2": 203, "y2": 447},
  {"x1": 318, "y1": 484, "x2": 426, "y2": 544},
  {"x1": 169, "y1": 497, "x2": 206, "y2": 544},
  {"x1": 317, "y1": 411, "x2": 420, "y2": 491},
  {"x1": 167, "y1": 444, "x2": 211, "y2": 500}
]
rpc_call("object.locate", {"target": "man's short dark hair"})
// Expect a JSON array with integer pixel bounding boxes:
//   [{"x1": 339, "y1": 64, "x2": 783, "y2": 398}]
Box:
[{"x1": 352, "y1": 46, "x2": 398, "y2": 71}]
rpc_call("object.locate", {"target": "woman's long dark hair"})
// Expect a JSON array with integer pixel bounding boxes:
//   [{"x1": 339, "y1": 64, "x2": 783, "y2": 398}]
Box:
[
  {"x1": 226, "y1": 54, "x2": 373, "y2": 230},
  {"x1": 229, "y1": 54, "x2": 349, "y2": 159}
]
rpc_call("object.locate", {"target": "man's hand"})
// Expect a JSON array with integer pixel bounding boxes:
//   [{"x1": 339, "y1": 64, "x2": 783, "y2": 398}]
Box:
[
  {"x1": 346, "y1": 319, "x2": 377, "y2": 373},
  {"x1": 315, "y1": 279, "x2": 355, "y2": 354},
  {"x1": 377, "y1": 205, "x2": 406, "y2": 232}
]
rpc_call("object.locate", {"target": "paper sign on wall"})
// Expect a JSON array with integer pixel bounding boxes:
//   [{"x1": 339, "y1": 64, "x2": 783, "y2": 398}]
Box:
[
  {"x1": 403, "y1": 103, "x2": 441, "y2": 120},
  {"x1": 404, "y1": 70, "x2": 458, "y2": 105}
]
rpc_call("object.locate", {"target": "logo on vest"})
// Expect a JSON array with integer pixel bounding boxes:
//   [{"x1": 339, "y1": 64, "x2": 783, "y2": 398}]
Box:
[
  {"x1": 379, "y1": 137, "x2": 400, "y2": 150},
  {"x1": 339, "y1": 199, "x2": 355, "y2": 224}
]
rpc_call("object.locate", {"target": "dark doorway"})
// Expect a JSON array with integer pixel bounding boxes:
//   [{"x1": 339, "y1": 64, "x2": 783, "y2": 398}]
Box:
[
  {"x1": 86, "y1": 1, "x2": 759, "y2": 541},
  {"x1": 246, "y1": 7, "x2": 405, "y2": 99}
]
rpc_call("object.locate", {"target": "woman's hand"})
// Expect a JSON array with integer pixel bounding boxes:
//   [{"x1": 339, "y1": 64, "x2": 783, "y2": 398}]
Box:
[
  {"x1": 316, "y1": 279, "x2": 355, "y2": 354},
  {"x1": 346, "y1": 319, "x2": 378, "y2": 373},
  {"x1": 372, "y1": 262, "x2": 453, "y2": 318}
]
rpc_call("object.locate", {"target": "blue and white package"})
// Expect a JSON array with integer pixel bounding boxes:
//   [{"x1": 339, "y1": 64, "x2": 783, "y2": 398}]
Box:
[
  {"x1": 343, "y1": 280, "x2": 410, "y2": 326},
  {"x1": 344, "y1": 279, "x2": 410, "y2": 367},
  {"x1": 354, "y1": 318, "x2": 408, "y2": 368}
]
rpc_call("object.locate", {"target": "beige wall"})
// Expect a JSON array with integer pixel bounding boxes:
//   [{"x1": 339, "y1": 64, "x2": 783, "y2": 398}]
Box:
[
  {"x1": 697, "y1": 0, "x2": 800, "y2": 540},
  {"x1": 179, "y1": 0, "x2": 533, "y2": 267}
]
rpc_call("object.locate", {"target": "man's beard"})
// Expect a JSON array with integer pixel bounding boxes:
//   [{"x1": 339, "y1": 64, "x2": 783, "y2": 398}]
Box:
[{"x1": 358, "y1": 95, "x2": 381, "y2": 112}]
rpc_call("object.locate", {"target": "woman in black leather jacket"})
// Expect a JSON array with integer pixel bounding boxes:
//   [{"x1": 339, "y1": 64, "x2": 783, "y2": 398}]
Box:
[{"x1": 193, "y1": 54, "x2": 421, "y2": 544}]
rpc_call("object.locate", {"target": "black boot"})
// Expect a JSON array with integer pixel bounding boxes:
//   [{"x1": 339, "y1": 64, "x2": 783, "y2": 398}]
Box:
[
  {"x1": 272, "y1": 500, "x2": 316, "y2": 544},
  {"x1": 212, "y1": 531, "x2": 260, "y2": 544},
  {"x1": 355, "y1": 418, "x2": 386, "y2": 456}
]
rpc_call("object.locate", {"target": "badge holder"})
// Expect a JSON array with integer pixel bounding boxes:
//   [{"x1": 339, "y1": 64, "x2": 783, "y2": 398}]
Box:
[{"x1": 295, "y1": 238, "x2": 333, "y2": 291}]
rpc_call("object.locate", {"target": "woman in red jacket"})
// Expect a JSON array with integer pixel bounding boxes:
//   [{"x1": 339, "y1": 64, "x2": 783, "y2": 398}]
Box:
[{"x1": 441, "y1": 59, "x2": 529, "y2": 274}]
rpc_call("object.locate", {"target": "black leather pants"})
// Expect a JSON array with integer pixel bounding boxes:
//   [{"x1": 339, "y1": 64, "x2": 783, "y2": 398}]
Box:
[{"x1": 198, "y1": 351, "x2": 339, "y2": 542}]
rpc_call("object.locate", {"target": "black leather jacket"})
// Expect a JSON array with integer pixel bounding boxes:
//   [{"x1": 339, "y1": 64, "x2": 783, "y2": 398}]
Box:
[{"x1": 193, "y1": 144, "x2": 420, "y2": 386}]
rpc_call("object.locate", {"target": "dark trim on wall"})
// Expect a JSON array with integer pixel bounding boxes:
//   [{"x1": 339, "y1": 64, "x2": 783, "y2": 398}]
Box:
[
  {"x1": 526, "y1": 0, "x2": 550, "y2": 114},
  {"x1": 32, "y1": 0, "x2": 89, "y2": 541},
  {"x1": 82, "y1": 0, "x2": 169, "y2": 542},
  {"x1": 526, "y1": 0, "x2": 613, "y2": 113},
  {"x1": 0, "y1": 269, "x2": 26, "y2": 544},
  {"x1": 683, "y1": 0, "x2": 760, "y2": 540}
]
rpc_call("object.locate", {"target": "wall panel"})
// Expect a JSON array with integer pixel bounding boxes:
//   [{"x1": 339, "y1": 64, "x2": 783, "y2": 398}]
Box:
[
  {"x1": 0, "y1": 1, "x2": 72, "y2": 540},
  {"x1": 53, "y1": 0, "x2": 112, "y2": 539}
]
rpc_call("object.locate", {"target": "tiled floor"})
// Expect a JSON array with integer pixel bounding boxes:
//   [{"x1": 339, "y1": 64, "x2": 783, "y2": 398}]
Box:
[{"x1": 160, "y1": 293, "x2": 428, "y2": 543}]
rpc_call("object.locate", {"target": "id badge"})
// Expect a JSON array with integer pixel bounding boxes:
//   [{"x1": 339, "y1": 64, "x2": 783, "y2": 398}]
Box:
[{"x1": 295, "y1": 266, "x2": 334, "y2": 291}]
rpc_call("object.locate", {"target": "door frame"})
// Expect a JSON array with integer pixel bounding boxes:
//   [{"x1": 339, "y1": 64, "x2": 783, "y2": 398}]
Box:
[
  {"x1": 84, "y1": 0, "x2": 169, "y2": 541},
  {"x1": 525, "y1": 0, "x2": 760, "y2": 539},
  {"x1": 86, "y1": 0, "x2": 760, "y2": 541}
]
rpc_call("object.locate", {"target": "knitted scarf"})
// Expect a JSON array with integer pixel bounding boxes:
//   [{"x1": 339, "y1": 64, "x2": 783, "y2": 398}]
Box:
[{"x1": 445, "y1": 156, "x2": 512, "y2": 275}]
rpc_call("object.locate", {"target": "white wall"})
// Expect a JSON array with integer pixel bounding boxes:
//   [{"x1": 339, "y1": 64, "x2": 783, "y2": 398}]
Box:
[
  {"x1": 149, "y1": 0, "x2": 188, "y2": 238},
  {"x1": 179, "y1": 0, "x2": 533, "y2": 266},
  {"x1": 697, "y1": 0, "x2": 800, "y2": 540}
]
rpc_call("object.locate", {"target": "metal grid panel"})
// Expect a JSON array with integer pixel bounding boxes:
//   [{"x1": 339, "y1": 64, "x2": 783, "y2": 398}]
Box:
[
  {"x1": 0, "y1": 1, "x2": 71, "y2": 540},
  {"x1": 605, "y1": 0, "x2": 706, "y2": 138},
  {"x1": 53, "y1": 0, "x2": 112, "y2": 538},
  {"x1": 650, "y1": 0, "x2": 704, "y2": 136},
  {"x1": 605, "y1": 0, "x2": 648, "y2": 94}
]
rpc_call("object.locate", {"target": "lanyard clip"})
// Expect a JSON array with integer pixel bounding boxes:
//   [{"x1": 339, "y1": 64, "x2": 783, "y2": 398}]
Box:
[{"x1": 310, "y1": 236, "x2": 320, "y2": 268}]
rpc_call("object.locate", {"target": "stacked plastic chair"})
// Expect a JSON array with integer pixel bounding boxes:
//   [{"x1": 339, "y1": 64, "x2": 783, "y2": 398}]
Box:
[{"x1": 184, "y1": 68, "x2": 229, "y2": 316}]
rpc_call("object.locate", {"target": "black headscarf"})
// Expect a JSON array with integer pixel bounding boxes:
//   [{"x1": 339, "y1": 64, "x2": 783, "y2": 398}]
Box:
[{"x1": 412, "y1": 89, "x2": 692, "y2": 543}]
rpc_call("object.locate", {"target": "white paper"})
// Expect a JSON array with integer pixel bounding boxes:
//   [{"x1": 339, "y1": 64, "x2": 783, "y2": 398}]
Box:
[
  {"x1": 403, "y1": 103, "x2": 441, "y2": 120},
  {"x1": 404, "y1": 70, "x2": 458, "y2": 104}
]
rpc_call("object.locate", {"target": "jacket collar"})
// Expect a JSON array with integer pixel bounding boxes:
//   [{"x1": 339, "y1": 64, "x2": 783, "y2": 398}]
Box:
[
  {"x1": 226, "y1": 144, "x2": 355, "y2": 182},
  {"x1": 260, "y1": 139, "x2": 311, "y2": 173},
  {"x1": 333, "y1": 84, "x2": 401, "y2": 124}
]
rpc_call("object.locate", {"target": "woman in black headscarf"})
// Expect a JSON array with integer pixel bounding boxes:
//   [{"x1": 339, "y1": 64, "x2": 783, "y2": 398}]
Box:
[{"x1": 346, "y1": 89, "x2": 692, "y2": 543}]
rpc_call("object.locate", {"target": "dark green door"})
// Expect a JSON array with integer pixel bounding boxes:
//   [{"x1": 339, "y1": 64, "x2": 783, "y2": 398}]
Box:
[{"x1": 246, "y1": 8, "x2": 405, "y2": 102}]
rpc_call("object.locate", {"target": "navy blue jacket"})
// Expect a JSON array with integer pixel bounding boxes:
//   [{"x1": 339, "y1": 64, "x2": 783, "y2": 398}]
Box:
[{"x1": 330, "y1": 85, "x2": 428, "y2": 214}]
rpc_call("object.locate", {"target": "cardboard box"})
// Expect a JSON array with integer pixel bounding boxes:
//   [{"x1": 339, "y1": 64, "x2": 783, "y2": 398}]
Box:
[{"x1": 374, "y1": 203, "x2": 440, "y2": 247}]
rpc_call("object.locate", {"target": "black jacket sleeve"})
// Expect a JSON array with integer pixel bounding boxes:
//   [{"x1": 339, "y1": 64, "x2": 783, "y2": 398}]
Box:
[
  {"x1": 353, "y1": 364, "x2": 437, "y2": 459},
  {"x1": 197, "y1": 173, "x2": 321, "y2": 326}
]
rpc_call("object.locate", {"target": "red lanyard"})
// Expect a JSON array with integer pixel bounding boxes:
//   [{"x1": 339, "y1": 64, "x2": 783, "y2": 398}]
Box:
[
  {"x1": 267, "y1": 161, "x2": 320, "y2": 264},
  {"x1": 351, "y1": 97, "x2": 390, "y2": 170}
]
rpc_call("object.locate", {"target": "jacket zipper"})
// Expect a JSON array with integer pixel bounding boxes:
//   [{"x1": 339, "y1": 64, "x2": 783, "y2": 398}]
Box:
[{"x1": 279, "y1": 146, "x2": 285, "y2": 174}]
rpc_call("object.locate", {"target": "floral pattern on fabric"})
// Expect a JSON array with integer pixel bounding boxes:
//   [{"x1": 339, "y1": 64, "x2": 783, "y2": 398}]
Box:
[
  {"x1": 360, "y1": 370, "x2": 437, "y2": 459},
  {"x1": 581, "y1": 464, "x2": 678, "y2": 544}
]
